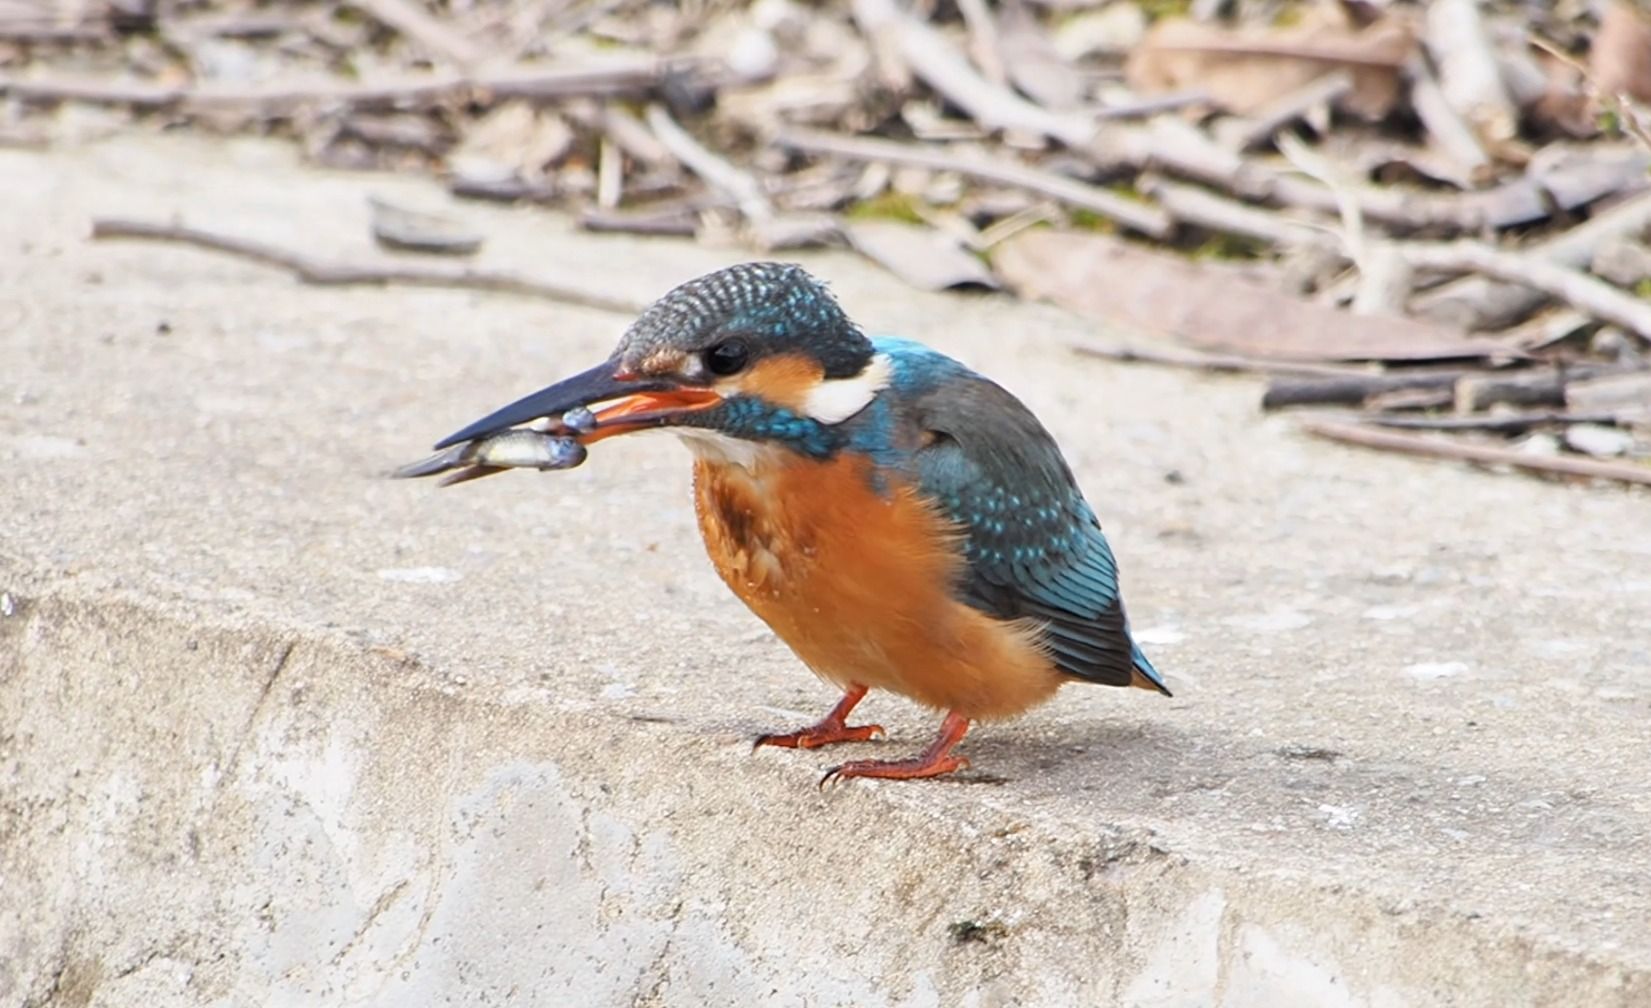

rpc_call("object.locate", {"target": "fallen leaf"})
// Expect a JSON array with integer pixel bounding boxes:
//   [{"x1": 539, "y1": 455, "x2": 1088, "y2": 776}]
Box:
[
  {"x1": 1526, "y1": 49, "x2": 1595, "y2": 138},
  {"x1": 994, "y1": 230, "x2": 1509, "y2": 363},
  {"x1": 845, "y1": 219, "x2": 1000, "y2": 291},
  {"x1": 369, "y1": 197, "x2": 484, "y2": 256},
  {"x1": 1591, "y1": 1, "x2": 1651, "y2": 105},
  {"x1": 1124, "y1": 8, "x2": 1415, "y2": 119}
]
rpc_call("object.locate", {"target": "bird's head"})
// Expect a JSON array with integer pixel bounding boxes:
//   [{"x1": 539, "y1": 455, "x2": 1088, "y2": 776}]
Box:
[{"x1": 435, "y1": 263, "x2": 891, "y2": 460}]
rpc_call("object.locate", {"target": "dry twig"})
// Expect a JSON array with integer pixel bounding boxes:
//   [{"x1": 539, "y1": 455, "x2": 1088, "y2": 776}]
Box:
[
  {"x1": 644, "y1": 103, "x2": 773, "y2": 224},
  {"x1": 779, "y1": 127, "x2": 1172, "y2": 238},
  {"x1": 1070, "y1": 339, "x2": 1369, "y2": 378},
  {"x1": 1139, "y1": 177, "x2": 1336, "y2": 251},
  {"x1": 1396, "y1": 240, "x2": 1651, "y2": 340},
  {"x1": 90, "y1": 217, "x2": 644, "y2": 314},
  {"x1": 1411, "y1": 188, "x2": 1651, "y2": 329},
  {"x1": 1301, "y1": 418, "x2": 1651, "y2": 487},
  {"x1": 850, "y1": 0, "x2": 1096, "y2": 148},
  {"x1": 1366, "y1": 411, "x2": 1627, "y2": 433},
  {"x1": 348, "y1": 0, "x2": 484, "y2": 70},
  {"x1": 0, "y1": 62, "x2": 673, "y2": 113}
]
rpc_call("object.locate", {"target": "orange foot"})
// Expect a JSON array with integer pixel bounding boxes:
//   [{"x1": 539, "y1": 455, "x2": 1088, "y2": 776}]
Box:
[
  {"x1": 753, "y1": 684, "x2": 884, "y2": 751},
  {"x1": 820, "y1": 711, "x2": 971, "y2": 787}
]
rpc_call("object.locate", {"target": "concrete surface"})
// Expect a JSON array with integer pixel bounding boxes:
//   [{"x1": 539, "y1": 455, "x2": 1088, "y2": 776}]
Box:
[{"x1": 1, "y1": 134, "x2": 1648, "y2": 1008}]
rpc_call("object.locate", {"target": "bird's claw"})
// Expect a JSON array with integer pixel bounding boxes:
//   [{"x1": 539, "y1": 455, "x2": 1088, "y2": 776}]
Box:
[
  {"x1": 752, "y1": 722, "x2": 885, "y2": 752},
  {"x1": 817, "y1": 754, "x2": 971, "y2": 789}
]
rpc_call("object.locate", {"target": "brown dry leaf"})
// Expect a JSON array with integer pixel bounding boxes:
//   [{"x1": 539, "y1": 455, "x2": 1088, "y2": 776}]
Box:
[
  {"x1": 845, "y1": 220, "x2": 1000, "y2": 291},
  {"x1": 994, "y1": 231, "x2": 1508, "y2": 363},
  {"x1": 1124, "y1": 7, "x2": 1415, "y2": 119},
  {"x1": 1527, "y1": 48, "x2": 1597, "y2": 138},
  {"x1": 1592, "y1": 1, "x2": 1651, "y2": 105}
]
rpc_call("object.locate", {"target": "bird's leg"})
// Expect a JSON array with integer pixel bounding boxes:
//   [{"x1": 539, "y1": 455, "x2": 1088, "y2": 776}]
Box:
[
  {"x1": 820, "y1": 711, "x2": 971, "y2": 786},
  {"x1": 753, "y1": 684, "x2": 885, "y2": 750}
]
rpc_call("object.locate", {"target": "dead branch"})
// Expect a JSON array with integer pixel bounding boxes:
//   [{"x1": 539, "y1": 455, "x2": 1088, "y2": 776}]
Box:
[
  {"x1": 1566, "y1": 370, "x2": 1651, "y2": 416},
  {"x1": 1094, "y1": 91, "x2": 1212, "y2": 121},
  {"x1": 1405, "y1": 56, "x2": 1491, "y2": 179},
  {"x1": 1214, "y1": 70, "x2": 1352, "y2": 151},
  {"x1": 0, "y1": 61, "x2": 673, "y2": 113},
  {"x1": 1117, "y1": 117, "x2": 1490, "y2": 234},
  {"x1": 1397, "y1": 239, "x2": 1651, "y2": 339},
  {"x1": 0, "y1": 23, "x2": 110, "y2": 43},
  {"x1": 1424, "y1": 0, "x2": 1518, "y2": 146},
  {"x1": 1069, "y1": 338, "x2": 1371, "y2": 378},
  {"x1": 347, "y1": 0, "x2": 483, "y2": 70},
  {"x1": 644, "y1": 103, "x2": 773, "y2": 225},
  {"x1": 89, "y1": 217, "x2": 645, "y2": 315},
  {"x1": 955, "y1": 0, "x2": 1009, "y2": 88},
  {"x1": 850, "y1": 0, "x2": 1096, "y2": 148},
  {"x1": 1451, "y1": 366, "x2": 1624, "y2": 413},
  {"x1": 1366, "y1": 411, "x2": 1626, "y2": 433},
  {"x1": 1139, "y1": 177, "x2": 1336, "y2": 251},
  {"x1": 1412, "y1": 188, "x2": 1651, "y2": 330},
  {"x1": 1263, "y1": 362, "x2": 1624, "y2": 410},
  {"x1": 1263, "y1": 369, "x2": 1471, "y2": 409},
  {"x1": 778, "y1": 127, "x2": 1173, "y2": 239},
  {"x1": 1301, "y1": 418, "x2": 1651, "y2": 487}
]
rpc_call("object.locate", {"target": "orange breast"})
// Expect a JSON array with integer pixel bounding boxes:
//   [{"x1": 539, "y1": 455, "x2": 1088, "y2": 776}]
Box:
[{"x1": 691, "y1": 449, "x2": 1063, "y2": 720}]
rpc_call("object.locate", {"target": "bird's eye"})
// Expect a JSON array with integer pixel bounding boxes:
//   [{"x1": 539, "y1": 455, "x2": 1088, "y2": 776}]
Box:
[{"x1": 704, "y1": 339, "x2": 750, "y2": 376}]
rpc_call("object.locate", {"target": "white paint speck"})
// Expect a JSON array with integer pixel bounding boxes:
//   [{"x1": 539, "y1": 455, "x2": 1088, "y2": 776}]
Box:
[
  {"x1": 600, "y1": 682, "x2": 636, "y2": 700},
  {"x1": 1134, "y1": 625, "x2": 1184, "y2": 646},
  {"x1": 11, "y1": 434, "x2": 85, "y2": 459},
  {"x1": 376, "y1": 566, "x2": 461, "y2": 584},
  {"x1": 1316, "y1": 803, "x2": 1361, "y2": 830},
  {"x1": 1361, "y1": 604, "x2": 1417, "y2": 621},
  {"x1": 1403, "y1": 661, "x2": 1467, "y2": 681},
  {"x1": 0, "y1": 592, "x2": 13, "y2": 617}
]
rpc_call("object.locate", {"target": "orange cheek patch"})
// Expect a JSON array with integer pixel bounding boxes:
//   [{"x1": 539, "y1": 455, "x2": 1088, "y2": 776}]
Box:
[{"x1": 727, "y1": 354, "x2": 824, "y2": 413}]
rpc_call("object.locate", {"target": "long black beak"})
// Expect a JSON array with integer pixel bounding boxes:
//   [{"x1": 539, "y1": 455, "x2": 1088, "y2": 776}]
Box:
[{"x1": 434, "y1": 360, "x2": 672, "y2": 449}]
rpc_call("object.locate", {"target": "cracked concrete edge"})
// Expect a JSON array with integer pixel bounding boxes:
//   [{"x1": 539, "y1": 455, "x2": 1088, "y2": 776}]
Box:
[{"x1": 3, "y1": 569, "x2": 1645, "y2": 1008}]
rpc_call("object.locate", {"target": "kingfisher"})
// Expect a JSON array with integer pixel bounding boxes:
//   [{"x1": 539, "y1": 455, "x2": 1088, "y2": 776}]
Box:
[{"x1": 425, "y1": 262, "x2": 1169, "y2": 783}]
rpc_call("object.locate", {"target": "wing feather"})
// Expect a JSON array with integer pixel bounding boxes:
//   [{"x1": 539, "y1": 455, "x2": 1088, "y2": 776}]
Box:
[{"x1": 903, "y1": 375, "x2": 1156, "y2": 690}]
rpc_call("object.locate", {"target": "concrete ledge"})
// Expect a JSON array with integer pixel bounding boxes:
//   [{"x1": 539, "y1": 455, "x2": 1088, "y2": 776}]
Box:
[
  {"x1": 5, "y1": 585, "x2": 1643, "y2": 1008},
  {"x1": 2, "y1": 135, "x2": 1649, "y2": 1006}
]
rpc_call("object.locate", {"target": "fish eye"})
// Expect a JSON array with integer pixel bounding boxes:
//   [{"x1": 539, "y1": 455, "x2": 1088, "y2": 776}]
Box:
[{"x1": 704, "y1": 338, "x2": 750, "y2": 377}]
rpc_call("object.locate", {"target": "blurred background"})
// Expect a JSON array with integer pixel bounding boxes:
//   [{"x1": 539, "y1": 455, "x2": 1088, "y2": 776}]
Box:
[{"x1": 4, "y1": 0, "x2": 1648, "y2": 480}]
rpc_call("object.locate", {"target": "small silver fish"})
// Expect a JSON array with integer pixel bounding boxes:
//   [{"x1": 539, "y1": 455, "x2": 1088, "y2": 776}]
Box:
[{"x1": 393, "y1": 428, "x2": 587, "y2": 487}]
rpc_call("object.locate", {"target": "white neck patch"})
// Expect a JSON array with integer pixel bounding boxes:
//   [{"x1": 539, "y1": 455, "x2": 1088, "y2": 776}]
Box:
[
  {"x1": 801, "y1": 353, "x2": 892, "y2": 425},
  {"x1": 677, "y1": 428, "x2": 766, "y2": 471}
]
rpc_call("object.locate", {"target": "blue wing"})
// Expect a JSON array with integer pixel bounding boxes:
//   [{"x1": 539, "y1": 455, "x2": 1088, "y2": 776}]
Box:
[{"x1": 871, "y1": 345, "x2": 1166, "y2": 694}]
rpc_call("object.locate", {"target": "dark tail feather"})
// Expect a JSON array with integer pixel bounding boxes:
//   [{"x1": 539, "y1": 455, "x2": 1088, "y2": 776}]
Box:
[{"x1": 1128, "y1": 643, "x2": 1172, "y2": 697}]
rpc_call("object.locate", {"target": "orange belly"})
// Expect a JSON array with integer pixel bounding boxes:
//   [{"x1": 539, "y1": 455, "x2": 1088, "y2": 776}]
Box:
[{"x1": 691, "y1": 448, "x2": 1063, "y2": 720}]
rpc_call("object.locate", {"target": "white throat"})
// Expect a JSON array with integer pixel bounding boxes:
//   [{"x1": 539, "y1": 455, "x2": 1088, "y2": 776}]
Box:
[{"x1": 676, "y1": 428, "x2": 768, "y2": 470}]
